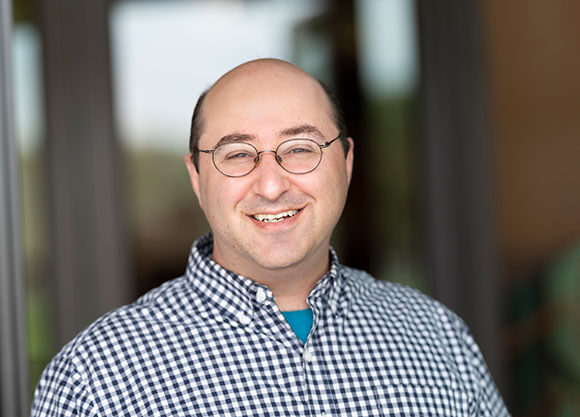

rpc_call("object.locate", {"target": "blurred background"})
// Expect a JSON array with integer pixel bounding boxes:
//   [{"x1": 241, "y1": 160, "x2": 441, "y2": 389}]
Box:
[{"x1": 1, "y1": 0, "x2": 579, "y2": 415}]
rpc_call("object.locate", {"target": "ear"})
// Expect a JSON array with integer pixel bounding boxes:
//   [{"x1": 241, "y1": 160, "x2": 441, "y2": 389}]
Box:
[
  {"x1": 345, "y1": 137, "x2": 354, "y2": 185},
  {"x1": 184, "y1": 153, "x2": 204, "y2": 209}
]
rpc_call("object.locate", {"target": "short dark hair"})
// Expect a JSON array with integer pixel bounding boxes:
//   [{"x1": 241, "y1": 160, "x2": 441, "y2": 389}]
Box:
[
  {"x1": 318, "y1": 80, "x2": 350, "y2": 156},
  {"x1": 188, "y1": 80, "x2": 350, "y2": 171},
  {"x1": 189, "y1": 90, "x2": 209, "y2": 170}
]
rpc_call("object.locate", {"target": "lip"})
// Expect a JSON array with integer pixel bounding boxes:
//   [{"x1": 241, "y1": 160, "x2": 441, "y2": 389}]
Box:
[{"x1": 248, "y1": 208, "x2": 303, "y2": 228}]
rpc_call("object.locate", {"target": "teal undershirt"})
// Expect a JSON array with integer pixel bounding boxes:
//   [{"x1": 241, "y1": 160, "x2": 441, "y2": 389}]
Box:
[{"x1": 281, "y1": 308, "x2": 313, "y2": 344}]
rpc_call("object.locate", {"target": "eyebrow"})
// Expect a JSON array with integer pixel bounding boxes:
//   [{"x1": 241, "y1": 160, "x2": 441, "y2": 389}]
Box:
[
  {"x1": 214, "y1": 133, "x2": 256, "y2": 148},
  {"x1": 279, "y1": 124, "x2": 324, "y2": 139},
  {"x1": 213, "y1": 124, "x2": 324, "y2": 148}
]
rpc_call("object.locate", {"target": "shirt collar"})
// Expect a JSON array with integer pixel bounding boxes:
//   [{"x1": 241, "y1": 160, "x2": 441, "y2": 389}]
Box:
[
  {"x1": 185, "y1": 234, "x2": 348, "y2": 323},
  {"x1": 307, "y1": 247, "x2": 347, "y2": 317}
]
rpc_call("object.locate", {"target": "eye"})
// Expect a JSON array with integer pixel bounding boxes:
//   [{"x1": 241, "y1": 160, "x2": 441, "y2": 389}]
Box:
[
  {"x1": 225, "y1": 151, "x2": 253, "y2": 160},
  {"x1": 288, "y1": 146, "x2": 312, "y2": 154},
  {"x1": 217, "y1": 143, "x2": 257, "y2": 161},
  {"x1": 280, "y1": 140, "x2": 318, "y2": 156}
]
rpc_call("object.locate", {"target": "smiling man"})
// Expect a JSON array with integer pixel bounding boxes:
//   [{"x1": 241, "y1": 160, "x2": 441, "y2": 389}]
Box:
[
  {"x1": 186, "y1": 60, "x2": 353, "y2": 312},
  {"x1": 32, "y1": 59, "x2": 509, "y2": 416}
]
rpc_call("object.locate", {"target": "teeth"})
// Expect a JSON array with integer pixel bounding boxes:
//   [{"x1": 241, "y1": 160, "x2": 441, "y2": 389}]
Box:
[{"x1": 253, "y1": 210, "x2": 298, "y2": 223}]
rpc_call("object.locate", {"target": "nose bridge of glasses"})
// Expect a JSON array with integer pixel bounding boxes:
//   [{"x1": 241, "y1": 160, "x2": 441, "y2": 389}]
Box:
[{"x1": 256, "y1": 149, "x2": 283, "y2": 165}]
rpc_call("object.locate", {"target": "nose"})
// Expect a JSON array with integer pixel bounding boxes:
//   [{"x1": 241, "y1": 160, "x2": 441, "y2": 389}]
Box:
[{"x1": 251, "y1": 151, "x2": 290, "y2": 201}]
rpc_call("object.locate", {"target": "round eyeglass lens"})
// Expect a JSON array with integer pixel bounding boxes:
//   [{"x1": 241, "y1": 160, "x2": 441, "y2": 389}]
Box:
[
  {"x1": 213, "y1": 142, "x2": 258, "y2": 177},
  {"x1": 277, "y1": 139, "x2": 322, "y2": 174}
]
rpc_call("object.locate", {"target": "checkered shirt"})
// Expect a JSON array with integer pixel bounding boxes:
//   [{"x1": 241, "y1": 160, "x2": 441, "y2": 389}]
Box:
[{"x1": 32, "y1": 234, "x2": 509, "y2": 416}]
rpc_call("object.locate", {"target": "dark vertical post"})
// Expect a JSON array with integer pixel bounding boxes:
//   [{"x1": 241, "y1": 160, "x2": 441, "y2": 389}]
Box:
[
  {"x1": 35, "y1": 0, "x2": 132, "y2": 346},
  {"x1": 327, "y1": 0, "x2": 372, "y2": 271},
  {"x1": 416, "y1": 0, "x2": 503, "y2": 388},
  {"x1": 0, "y1": 0, "x2": 30, "y2": 414}
]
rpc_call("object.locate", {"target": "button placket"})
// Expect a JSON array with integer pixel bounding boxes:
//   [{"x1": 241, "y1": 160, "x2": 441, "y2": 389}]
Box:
[
  {"x1": 251, "y1": 288, "x2": 299, "y2": 349},
  {"x1": 303, "y1": 347, "x2": 315, "y2": 362}
]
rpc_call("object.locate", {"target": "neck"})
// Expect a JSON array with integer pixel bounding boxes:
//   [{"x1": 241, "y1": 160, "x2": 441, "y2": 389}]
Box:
[{"x1": 264, "y1": 263, "x2": 326, "y2": 311}]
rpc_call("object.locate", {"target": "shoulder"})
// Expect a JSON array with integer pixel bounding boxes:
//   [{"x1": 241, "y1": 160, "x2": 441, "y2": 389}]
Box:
[
  {"x1": 339, "y1": 266, "x2": 509, "y2": 414},
  {"x1": 339, "y1": 265, "x2": 477, "y2": 357},
  {"x1": 93, "y1": 275, "x2": 202, "y2": 344},
  {"x1": 37, "y1": 275, "x2": 200, "y2": 381},
  {"x1": 32, "y1": 275, "x2": 206, "y2": 414},
  {"x1": 340, "y1": 265, "x2": 456, "y2": 322}
]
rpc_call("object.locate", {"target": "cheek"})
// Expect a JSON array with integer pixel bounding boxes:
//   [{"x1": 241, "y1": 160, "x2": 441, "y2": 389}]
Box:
[
  {"x1": 302, "y1": 165, "x2": 349, "y2": 212},
  {"x1": 198, "y1": 175, "x2": 222, "y2": 219},
  {"x1": 324, "y1": 166, "x2": 350, "y2": 217},
  {"x1": 318, "y1": 156, "x2": 350, "y2": 195},
  {"x1": 200, "y1": 177, "x2": 250, "y2": 219}
]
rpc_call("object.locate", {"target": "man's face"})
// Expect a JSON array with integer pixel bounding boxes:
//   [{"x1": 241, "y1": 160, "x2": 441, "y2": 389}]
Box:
[{"x1": 185, "y1": 61, "x2": 353, "y2": 281}]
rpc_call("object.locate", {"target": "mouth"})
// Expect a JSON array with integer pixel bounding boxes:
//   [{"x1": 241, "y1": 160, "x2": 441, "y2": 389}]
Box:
[{"x1": 252, "y1": 209, "x2": 300, "y2": 223}]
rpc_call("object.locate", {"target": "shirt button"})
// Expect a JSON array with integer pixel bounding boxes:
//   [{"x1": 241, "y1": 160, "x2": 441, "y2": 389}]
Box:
[
  {"x1": 304, "y1": 348, "x2": 315, "y2": 362},
  {"x1": 256, "y1": 288, "x2": 267, "y2": 303},
  {"x1": 236, "y1": 312, "x2": 251, "y2": 325}
]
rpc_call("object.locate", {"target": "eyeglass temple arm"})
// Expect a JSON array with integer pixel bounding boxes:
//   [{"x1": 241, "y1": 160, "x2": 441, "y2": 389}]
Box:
[{"x1": 320, "y1": 135, "x2": 342, "y2": 149}]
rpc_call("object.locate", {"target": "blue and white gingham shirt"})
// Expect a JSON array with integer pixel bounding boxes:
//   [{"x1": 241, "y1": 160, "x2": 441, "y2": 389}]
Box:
[{"x1": 32, "y1": 234, "x2": 509, "y2": 416}]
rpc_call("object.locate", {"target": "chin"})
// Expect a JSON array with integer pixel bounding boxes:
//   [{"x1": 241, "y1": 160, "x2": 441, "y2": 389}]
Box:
[
  {"x1": 251, "y1": 253, "x2": 304, "y2": 271},
  {"x1": 255, "y1": 242, "x2": 312, "y2": 268}
]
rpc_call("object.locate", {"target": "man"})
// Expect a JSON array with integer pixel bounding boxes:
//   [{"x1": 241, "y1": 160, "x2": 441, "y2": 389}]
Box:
[{"x1": 32, "y1": 59, "x2": 509, "y2": 416}]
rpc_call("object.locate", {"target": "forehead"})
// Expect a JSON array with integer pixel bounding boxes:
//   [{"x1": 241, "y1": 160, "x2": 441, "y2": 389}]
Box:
[{"x1": 200, "y1": 64, "x2": 335, "y2": 146}]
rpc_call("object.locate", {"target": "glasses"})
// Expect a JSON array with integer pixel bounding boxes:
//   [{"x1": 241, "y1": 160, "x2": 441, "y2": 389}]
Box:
[{"x1": 195, "y1": 134, "x2": 342, "y2": 177}]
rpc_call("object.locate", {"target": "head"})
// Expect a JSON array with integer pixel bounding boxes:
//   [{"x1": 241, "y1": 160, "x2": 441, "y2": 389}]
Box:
[{"x1": 185, "y1": 58, "x2": 354, "y2": 283}]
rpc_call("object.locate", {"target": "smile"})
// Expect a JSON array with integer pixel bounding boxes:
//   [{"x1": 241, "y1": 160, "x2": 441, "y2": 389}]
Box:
[{"x1": 252, "y1": 210, "x2": 299, "y2": 223}]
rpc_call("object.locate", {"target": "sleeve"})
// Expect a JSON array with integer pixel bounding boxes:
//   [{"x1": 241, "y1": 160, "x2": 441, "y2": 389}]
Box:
[
  {"x1": 445, "y1": 311, "x2": 511, "y2": 417},
  {"x1": 31, "y1": 353, "x2": 99, "y2": 417}
]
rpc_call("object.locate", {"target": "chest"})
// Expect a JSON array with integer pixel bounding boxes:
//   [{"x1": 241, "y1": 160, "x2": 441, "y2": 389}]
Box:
[{"x1": 89, "y1": 316, "x2": 472, "y2": 416}]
